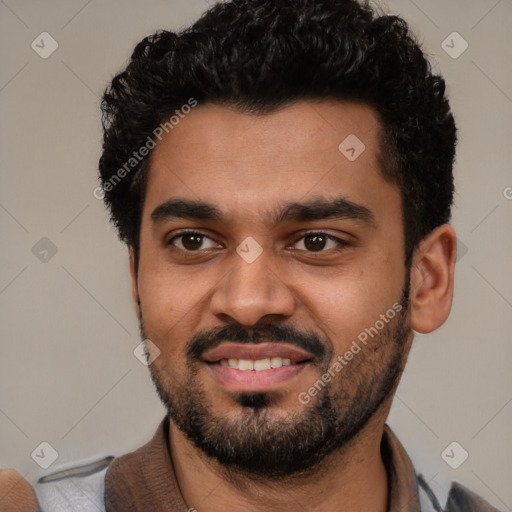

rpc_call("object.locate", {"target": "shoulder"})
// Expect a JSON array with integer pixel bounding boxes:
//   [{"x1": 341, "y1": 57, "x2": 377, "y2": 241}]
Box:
[
  {"x1": 34, "y1": 466, "x2": 107, "y2": 512},
  {"x1": 102, "y1": 446, "x2": 145, "y2": 506},
  {"x1": 444, "y1": 481, "x2": 502, "y2": 512},
  {"x1": 418, "y1": 475, "x2": 501, "y2": 512}
]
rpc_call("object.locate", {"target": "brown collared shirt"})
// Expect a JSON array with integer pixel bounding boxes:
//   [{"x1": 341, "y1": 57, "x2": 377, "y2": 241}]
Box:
[{"x1": 34, "y1": 415, "x2": 500, "y2": 511}]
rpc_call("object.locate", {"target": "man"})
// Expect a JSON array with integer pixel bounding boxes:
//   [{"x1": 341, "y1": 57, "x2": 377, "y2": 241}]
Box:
[{"x1": 2, "y1": 0, "x2": 501, "y2": 510}]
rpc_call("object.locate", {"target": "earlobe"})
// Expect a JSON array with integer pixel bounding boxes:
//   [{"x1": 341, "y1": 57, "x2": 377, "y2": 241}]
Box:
[
  {"x1": 409, "y1": 224, "x2": 457, "y2": 334},
  {"x1": 128, "y1": 246, "x2": 141, "y2": 315}
]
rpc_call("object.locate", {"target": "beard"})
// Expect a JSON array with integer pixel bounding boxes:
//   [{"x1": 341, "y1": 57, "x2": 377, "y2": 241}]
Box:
[{"x1": 141, "y1": 283, "x2": 411, "y2": 480}]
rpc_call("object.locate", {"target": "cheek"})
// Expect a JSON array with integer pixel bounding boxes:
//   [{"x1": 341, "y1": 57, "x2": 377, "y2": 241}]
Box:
[
  {"x1": 136, "y1": 265, "x2": 191, "y2": 353},
  {"x1": 136, "y1": 261, "x2": 220, "y2": 359},
  {"x1": 138, "y1": 243, "x2": 192, "y2": 314},
  {"x1": 297, "y1": 259, "x2": 404, "y2": 350}
]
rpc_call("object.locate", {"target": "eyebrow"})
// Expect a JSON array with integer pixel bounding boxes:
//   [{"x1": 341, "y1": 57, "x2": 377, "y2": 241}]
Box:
[{"x1": 150, "y1": 196, "x2": 375, "y2": 228}]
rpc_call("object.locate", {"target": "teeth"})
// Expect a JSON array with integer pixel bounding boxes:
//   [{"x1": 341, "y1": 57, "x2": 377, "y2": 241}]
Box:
[
  {"x1": 218, "y1": 357, "x2": 293, "y2": 370},
  {"x1": 238, "y1": 359, "x2": 254, "y2": 371},
  {"x1": 270, "y1": 357, "x2": 283, "y2": 368},
  {"x1": 254, "y1": 358, "x2": 271, "y2": 370}
]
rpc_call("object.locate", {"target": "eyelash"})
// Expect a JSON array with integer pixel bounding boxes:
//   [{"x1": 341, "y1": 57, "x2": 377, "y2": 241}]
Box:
[{"x1": 167, "y1": 230, "x2": 349, "y2": 254}]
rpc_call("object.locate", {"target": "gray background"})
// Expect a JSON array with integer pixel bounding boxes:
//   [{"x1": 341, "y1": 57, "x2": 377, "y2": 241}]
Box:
[{"x1": 1, "y1": 0, "x2": 511, "y2": 509}]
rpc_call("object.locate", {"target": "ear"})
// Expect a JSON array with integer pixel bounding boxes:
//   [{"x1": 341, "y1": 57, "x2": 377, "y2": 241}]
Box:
[
  {"x1": 128, "y1": 246, "x2": 140, "y2": 316},
  {"x1": 409, "y1": 224, "x2": 457, "y2": 334}
]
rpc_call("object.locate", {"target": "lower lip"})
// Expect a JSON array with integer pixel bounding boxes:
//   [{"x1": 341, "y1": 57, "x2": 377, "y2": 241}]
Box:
[{"x1": 206, "y1": 362, "x2": 307, "y2": 392}]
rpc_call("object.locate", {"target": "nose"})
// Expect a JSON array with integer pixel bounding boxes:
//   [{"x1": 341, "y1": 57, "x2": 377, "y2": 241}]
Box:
[{"x1": 209, "y1": 246, "x2": 296, "y2": 326}]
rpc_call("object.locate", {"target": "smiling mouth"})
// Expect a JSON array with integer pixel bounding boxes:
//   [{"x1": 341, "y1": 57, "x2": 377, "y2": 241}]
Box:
[
  {"x1": 216, "y1": 356, "x2": 296, "y2": 370},
  {"x1": 202, "y1": 342, "x2": 314, "y2": 391}
]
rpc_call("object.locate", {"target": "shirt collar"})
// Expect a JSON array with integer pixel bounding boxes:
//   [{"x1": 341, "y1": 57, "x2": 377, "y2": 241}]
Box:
[
  {"x1": 105, "y1": 417, "x2": 423, "y2": 511},
  {"x1": 381, "y1": 424, "x2": 422, "y2": 511}
]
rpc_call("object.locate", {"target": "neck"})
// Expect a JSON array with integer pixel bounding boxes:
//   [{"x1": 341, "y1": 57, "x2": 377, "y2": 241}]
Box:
[{"x1": 168, "y1": 405, "x2": 391, "y2": 512}]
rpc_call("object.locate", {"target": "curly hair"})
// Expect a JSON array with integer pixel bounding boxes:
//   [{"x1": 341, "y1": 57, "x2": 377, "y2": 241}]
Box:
[{"x1": 99, "y1": 0, "x2": 456, "y2": 268}]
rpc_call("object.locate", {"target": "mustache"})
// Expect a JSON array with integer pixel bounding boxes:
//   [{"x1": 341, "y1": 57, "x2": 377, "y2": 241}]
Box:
[{"x1": 186, "y1": 323, "x2": 329, "y2": 361}]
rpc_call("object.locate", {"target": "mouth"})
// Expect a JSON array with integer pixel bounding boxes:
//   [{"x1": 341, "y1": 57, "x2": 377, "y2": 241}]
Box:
[{"x1": 202, "y1": 342, "x2": 314, "y2": 392}]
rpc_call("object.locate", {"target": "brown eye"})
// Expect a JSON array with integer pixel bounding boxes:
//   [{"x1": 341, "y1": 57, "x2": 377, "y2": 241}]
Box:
[
  {"x1": 293, "y1": 232, "x2": 347, "y2": 253},
  {"x1": 304, "y1": 234, "x2": 328, "y2": 251},
  {"x1": 181, "y1": 233, "x2": 203, "y2": 250},
  {"x1": 169, "y1": 231, "x2": 217, "y2": 251}
]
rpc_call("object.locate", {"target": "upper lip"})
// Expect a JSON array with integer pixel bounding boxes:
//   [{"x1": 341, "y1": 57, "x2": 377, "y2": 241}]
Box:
[{"x1": 202, "y1": 342, "x2": 314, "y2": 363}]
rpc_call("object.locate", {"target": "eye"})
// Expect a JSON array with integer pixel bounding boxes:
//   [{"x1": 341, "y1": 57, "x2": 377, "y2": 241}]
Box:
[
  {"x1": 292, "y1": 232, "x2": 348, "y2": 252},
  {"x1": 167, "y1": 230, "x2": 348, "y2": 254},
  {"x1": 168, "y1": 231, "x2": 218, "y2": 251}
]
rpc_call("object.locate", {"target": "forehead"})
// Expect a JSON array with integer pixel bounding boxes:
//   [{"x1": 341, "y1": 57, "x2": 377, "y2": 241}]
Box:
[{"x1": 144, "y1": 100, "x2": 400, "y2": 227}]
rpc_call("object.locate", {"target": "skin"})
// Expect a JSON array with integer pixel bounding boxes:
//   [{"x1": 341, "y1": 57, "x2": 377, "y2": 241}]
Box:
[
  {"x1": 129, "y1": 101, "x2": 457, "y2": 511},
  {"x1": 0, "y1": 469, "x2": 40, "y2": 512}
]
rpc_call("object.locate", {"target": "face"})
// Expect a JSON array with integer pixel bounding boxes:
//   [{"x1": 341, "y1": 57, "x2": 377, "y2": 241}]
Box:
[{"x1": 133, "y1": 101, "x2": 413, "y2": 478}]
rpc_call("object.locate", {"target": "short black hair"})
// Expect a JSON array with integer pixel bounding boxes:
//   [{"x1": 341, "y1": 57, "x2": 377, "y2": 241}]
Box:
[{"x1": 99, "y1": 0, "x2": 456, "y2": 267}]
